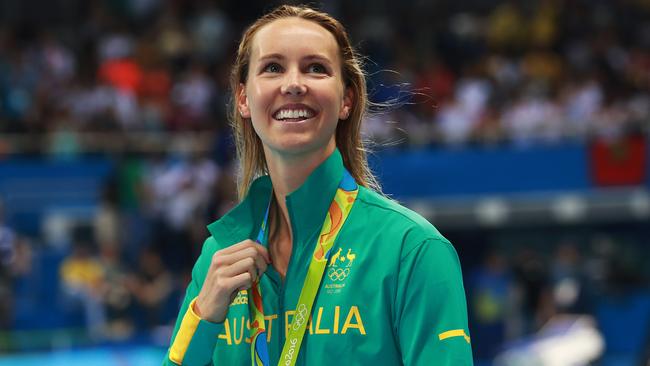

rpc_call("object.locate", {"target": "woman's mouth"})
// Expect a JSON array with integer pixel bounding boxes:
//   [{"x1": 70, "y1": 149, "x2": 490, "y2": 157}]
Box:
[{"x1": 272, "y1": 106, "x2": 317, "y2": 123}]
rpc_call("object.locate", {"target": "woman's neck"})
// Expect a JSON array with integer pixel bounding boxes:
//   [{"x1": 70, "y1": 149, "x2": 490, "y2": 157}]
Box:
[{"x1": 264, "y1": 142, "x2": 336, "y2": 278}]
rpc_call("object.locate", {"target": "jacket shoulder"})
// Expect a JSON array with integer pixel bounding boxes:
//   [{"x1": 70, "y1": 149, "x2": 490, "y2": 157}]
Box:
[{"x1": 355, "y1": 187, "x2": 450, "y2": 254}]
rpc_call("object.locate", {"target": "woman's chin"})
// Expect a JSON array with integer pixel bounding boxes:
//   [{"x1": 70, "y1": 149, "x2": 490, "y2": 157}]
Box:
[{"x1": 266, "y1": 138, "x2": 335, "y2": 159}]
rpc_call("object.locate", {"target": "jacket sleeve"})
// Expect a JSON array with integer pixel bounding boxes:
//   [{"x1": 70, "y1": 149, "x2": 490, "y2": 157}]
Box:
[
  {"x1": 163, "y1": 237, "x2": 224, "y2": 366},
  {"x1": 395, "y1": 238, "x2": 474, "y2": 365}
]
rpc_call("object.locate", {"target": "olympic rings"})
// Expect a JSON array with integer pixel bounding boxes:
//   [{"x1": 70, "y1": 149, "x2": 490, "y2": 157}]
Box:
[
  {"x1": 327, "y1": 267, "x2": 350, "y2": 281},
  {"x1": 292, "y1": 304, "x2": 308, "y2": 331}
]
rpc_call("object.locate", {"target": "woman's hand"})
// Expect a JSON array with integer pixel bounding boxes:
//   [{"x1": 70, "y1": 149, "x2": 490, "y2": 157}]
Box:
[{"x1": 194, "y1": 240, "x2": 271, "y2": 323}]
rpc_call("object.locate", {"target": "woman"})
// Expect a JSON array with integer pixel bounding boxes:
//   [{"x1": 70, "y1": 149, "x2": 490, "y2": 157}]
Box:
[{"x1": 164, "y1": 5, "x2": 472, "y2": 365}]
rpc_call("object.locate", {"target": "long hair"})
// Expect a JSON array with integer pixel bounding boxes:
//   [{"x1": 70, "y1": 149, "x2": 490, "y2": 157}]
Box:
[{"x1": 229, "y1": 4, "x2": 381, "y2": 199}]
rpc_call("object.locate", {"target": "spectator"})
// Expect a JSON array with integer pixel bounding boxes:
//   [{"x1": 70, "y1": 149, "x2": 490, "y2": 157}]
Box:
[
  {"x1": 512, "y1": 248, "x2": 553, "y2": 336},
  {"x1": 97, "y1": 244, "x2": 133, "y2": 340},
  {"x1": 59, "y1": 235, "x2": 106, "y2": 340},
  {"x1": 126, "y1": 247, "x2": 174, "y2": 331},
  {"x1": 469, "y1": 251, "x2": 514, "y2": 359},
  {"x1": 146, "y1": 151, "x2": 218, "y2": 272},
  {"x1": 550, "y1": 242, "x2": 591, "y2": 315},
  {"x1": 500, "y1": 82, "x2": 564, "y2": 145}
]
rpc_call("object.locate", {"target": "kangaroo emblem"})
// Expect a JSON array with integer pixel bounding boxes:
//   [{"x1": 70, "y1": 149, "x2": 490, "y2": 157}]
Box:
[{"x1": 329, "y1": 248, "x2": 342, "y2": 266}]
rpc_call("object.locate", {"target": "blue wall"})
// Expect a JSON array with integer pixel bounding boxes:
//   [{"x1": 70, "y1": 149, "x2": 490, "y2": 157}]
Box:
[
  {"x1": 0, "y1": 158, "x2": 113, "y2": 235},
  {"x1": 371, "y1": 142, "x2": 647, "y2": 199}
]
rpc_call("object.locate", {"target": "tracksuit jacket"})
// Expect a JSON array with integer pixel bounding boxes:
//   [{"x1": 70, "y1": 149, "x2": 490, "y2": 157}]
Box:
[{"x1": 164, "y1": 149, "x2": 473, "y2": 365}]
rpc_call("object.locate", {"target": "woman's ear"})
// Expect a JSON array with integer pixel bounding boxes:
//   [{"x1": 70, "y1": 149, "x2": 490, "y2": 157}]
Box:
[
  {"x1": 237, "y1": 83, "x2": 251, "y2": 118},
  {"x1": 339, "y1": 87, "x2": 354, "y2": 120}
]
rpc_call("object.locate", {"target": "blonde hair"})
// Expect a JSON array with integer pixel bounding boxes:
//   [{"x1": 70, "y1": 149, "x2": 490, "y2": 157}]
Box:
[{"x1": 229, "y1": 4, "x2": 381, "y2": 199}]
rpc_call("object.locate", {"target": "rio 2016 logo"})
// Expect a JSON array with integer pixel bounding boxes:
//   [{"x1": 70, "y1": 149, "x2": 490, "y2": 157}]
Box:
[
  {"x1": 327, "y1": 248, "x2": 356, "y2": 281},
  {"x1": 284, "y1": 337, "x2": 298, "y2": 365}
]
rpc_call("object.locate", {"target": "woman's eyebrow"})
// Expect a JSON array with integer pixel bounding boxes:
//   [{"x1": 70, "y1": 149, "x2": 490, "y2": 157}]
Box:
[
  {"x1": 303, "y1": 54, "x2": 333, "y2": 65},
  {"x1": 257, "y1": 53, "x2": 333, "y2": 64},
  {"x1": 258, "y1": 53, "x2": 284, "y2": 62}
]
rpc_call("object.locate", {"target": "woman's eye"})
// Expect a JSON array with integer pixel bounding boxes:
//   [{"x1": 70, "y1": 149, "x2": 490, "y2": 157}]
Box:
[
  {"x1": 308, "y1": 63, "x2": 327, "y2": 74},
  {"x1": 263, "y1": 63, "x2": 282, "y2": 73}
]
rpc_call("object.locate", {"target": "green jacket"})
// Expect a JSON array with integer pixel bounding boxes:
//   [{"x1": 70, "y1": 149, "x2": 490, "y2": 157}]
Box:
[{"x1": 164, "y1": 149, "x2": 473, "y2": 365}]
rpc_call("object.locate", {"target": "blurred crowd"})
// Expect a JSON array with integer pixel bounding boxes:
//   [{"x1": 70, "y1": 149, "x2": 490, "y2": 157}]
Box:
[
  {"x1": 359, "y1": 0, "x2": 649, "y2": 146},
  {"x1": 0, "y1": 0, "x2": 648, "y2": 154},
  {"x1": 0, "y1": 0, "x2": 649, "y2": 356}
]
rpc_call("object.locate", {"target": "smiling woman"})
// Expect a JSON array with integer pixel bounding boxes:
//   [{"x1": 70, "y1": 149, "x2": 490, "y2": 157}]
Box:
[
  {"x1": 238, "y1": 16, "x2": 352, "y2": 177},
  {"x1": 163, "y1": 5, "x2": 473, "y2": 366}
]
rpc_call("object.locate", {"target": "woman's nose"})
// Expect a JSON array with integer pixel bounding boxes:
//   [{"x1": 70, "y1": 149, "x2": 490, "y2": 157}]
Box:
[{"x1": 280, "y1": 69, "x2": 307, "y2": 96}]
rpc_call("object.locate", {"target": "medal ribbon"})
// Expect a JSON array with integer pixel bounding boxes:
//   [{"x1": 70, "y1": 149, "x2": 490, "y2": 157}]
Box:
[{"x1": 249, "y1": 169, "x2": 358, "y2": 366}]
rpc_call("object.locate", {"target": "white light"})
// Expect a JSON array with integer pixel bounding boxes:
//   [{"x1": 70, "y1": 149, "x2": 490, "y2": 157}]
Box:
[
  {"x1": 552, "y1": 195, "x2": 586, "y2": 222},
  {"x1": 476, "y1": 198, "x2": 509, "y2": 226},
  {"x1": 554, "y1": 278, "x2": 580, "y2": 308},
  {"x1": 42, "y1": 213, "x2": 72, "y2": 249},
  {"x1": 630, "y1": 190, "x2": 650, "y2": 218}
]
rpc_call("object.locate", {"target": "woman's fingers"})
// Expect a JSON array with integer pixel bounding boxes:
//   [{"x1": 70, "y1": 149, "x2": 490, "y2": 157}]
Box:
[
  {"x1": 218, "y1": 247, "x2": 268, "y2": 275},
  {"x1": 218, "y1": 240, "x2": 270, "y2": 262},
  {"x1": 217, "y1": 240, "x2": 254, "y2": 255},
  {"x1": 227, "y1": 271, "x2": 253, "y2": 292},
  {"x1": 213, "y1": 241, "x2": 270, "y2": 275},
  {"x1": 256, "y1": 244, "x2": 272, "y2": 264},
  {"x1": 253, "y1": 250, "x2": 268, "y2": 275},
  {"x1": 196, "y1": 240, "x2": 272, "y2": 322},
  {"x1": 221, "y1": 256, "x2": 261, "y2": 282}
]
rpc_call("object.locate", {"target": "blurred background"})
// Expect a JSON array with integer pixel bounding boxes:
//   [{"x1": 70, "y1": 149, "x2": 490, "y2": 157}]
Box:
[{"x1": 0, "y1": 0, "x2": 648, "y2": 365}]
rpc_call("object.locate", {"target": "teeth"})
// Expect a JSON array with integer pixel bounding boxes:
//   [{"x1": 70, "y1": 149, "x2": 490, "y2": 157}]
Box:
[{"x1": 275, "y1": 109, "x2": 314, "y2": 120}]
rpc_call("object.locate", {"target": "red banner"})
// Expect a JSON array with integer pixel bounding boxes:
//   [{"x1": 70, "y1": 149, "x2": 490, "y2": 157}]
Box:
[{"x1": 590, "y1": 136, "x2": 647, "y2": 186}]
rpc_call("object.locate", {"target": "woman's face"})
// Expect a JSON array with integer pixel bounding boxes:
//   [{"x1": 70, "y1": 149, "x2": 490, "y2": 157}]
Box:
[{"x1": 238, "y1": 17, "x2": 352, "y2": 158}]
